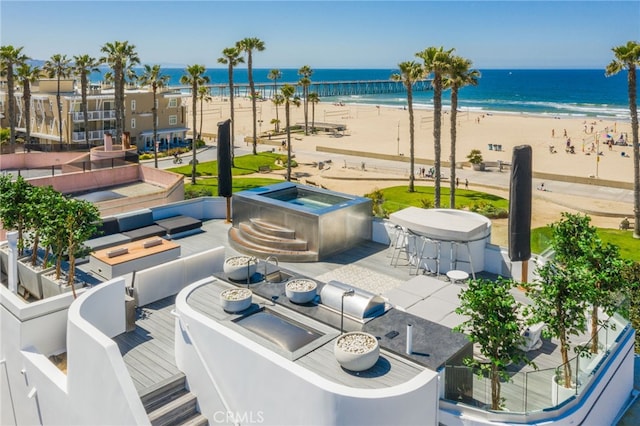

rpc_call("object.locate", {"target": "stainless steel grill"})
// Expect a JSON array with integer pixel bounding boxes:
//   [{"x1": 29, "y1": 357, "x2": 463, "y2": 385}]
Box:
[{"x1": 320, "y1": 280, "x2": 387, "y2": 322}]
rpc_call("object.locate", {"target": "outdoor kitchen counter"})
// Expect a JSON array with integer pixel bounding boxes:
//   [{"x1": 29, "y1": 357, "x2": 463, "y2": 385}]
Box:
[{"x1": 212, "y1": 266, "x2": 472, "y2": 372}]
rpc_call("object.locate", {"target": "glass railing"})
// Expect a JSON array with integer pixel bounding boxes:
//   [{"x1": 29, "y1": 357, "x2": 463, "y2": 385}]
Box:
[{"x1": 442, "y1": 312, "x2": 629, "y2": 415}]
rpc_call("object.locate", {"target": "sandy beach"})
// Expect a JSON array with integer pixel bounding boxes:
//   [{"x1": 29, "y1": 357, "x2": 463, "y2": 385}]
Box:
[
  {"x1": 194, "y1": 97, "x2": 636, "y2": 247},
  {"x1": 198, "y1": 97, "x2": 635, "y2": 183}
]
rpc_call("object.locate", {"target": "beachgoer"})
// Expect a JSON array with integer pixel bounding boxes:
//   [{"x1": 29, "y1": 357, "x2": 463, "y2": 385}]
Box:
[
  {"x1": 563, "y1": 129, "x2": 567, "y2": 137},
  {"x1": 551, "y1": 129, "x2": 555, "y2": 137},
  {"x1": 456, "y1": 177, "x2": 459, "y2": 188},
  {"x1": 464, "y1": 179, "x2": 468, "y2": 189}
]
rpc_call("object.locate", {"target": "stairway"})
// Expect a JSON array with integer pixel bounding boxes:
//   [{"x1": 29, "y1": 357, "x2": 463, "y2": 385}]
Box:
[
  {"x1": 140, "y1": 374, "x2": 208, "y2": 426},
  {"x1": 228, "y1": 218, "x2": 319, "y2": 262}
]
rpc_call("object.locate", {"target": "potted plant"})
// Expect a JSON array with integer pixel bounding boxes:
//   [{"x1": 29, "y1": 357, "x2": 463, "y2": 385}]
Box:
[
  {"x1": 334, "y1": 331, "x2": 380, "y2": 372},
  {"x1": 455, "y1": 277, "x2": 534, "y2": 410},
  {"x1": 223, "y1": 255, "x2": 257, "y2": 282},
  {"x1": 467, "y1": 149, "x2": 484, "y2": 171},
  {"x1": 524, "y1": 215, "x2": 592, "y2": 396},
  {"x1": 220, "y1": 288, "x2": 252, "y2": 313},
  {"x1": 285, "y1": 279, "x2": 317, "y2": 304}
]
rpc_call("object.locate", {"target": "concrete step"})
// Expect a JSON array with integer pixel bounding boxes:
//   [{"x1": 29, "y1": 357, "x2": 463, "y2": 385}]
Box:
[{"x1": 147, "y1": 392, "x2": 198, "y2": 426}]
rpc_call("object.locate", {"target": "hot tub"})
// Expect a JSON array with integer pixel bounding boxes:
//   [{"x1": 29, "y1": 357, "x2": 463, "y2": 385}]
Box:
[{"x1": 230, "y1": 183, "x2": 372, "y2": 261}]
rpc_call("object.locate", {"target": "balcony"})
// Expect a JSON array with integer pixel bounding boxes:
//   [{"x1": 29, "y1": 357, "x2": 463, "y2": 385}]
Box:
[
  {"x1": 72, "y1": 130, "x2": 111, "y2": 142},
  {"x1": 72, "y1": 110, "x2": 116, "y2": 122}
]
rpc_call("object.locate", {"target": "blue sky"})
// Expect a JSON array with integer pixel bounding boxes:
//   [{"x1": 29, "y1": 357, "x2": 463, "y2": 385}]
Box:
[{"x1": 2, "y1": 0, "x2": 639, "y2": 69}]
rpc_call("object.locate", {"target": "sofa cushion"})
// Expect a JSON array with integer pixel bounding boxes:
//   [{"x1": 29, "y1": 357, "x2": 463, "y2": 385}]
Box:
[
  {"x1": 85, "y1": 234, "x2": 132, "y2": 252},
  {"x1": 121, "y1": 225, "x2": 167, "y2": 242},
  {"x1": 155, "y1": 215, "x2": 202, "y2": 235},
  {"x1": 116, "y1": 209, "x2": 155, "y2": 232}
]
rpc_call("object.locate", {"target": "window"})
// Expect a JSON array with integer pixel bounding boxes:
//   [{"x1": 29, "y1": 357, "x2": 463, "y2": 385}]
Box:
[
  {"x1": 168, "y1": 98, "x2": 177, "y2": 108},
  {"x1": 169, "y1": 115, "x2": 178, "y2": 125},
  {"x1": 131, "y1": 100, "x2": 136, "y2": 111},
  {"x1": 131, "y1": 118, "x2": 136, "y2": 129}
]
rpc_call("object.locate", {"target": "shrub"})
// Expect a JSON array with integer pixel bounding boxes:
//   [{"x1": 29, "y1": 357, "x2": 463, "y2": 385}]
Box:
[{"x1": 185, "y1": 187, "x2": 212, "y2": 199}]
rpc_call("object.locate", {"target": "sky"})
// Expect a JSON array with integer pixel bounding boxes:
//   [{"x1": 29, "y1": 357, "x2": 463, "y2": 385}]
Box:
[{"x1": 1, "y1": 0, "x2": 639, "y2": 69}]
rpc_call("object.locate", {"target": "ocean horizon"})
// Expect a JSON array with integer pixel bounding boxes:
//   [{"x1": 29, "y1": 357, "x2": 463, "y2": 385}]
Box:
[{"x1": 90, "y1": 68, "x2": 635, "y2": 120}]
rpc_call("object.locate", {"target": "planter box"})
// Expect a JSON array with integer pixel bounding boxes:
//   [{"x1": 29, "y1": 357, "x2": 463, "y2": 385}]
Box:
[
  {"x1": 41, "y1": 270, "x2": 84, "y2": 299},
  {"x1": 0, "y1": 242, "x2": 8, "y2": 275},
  {"x1": 472, "y1": 163, "x2": 486, "y2": 171},
  {"x1": 17, "y1": 259, "x2": 54, "y2": 300}
]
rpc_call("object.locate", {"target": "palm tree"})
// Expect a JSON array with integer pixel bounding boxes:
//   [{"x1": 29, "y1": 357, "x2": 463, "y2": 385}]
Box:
[
  {"x1": 197, "y1": 85, "x2": 212, "y2": 140},
  {"x1": 43, "y1": 54, "x2": 72, "y2": 144},
  {"x1": 443, "y1": 56, "x2": 480, "y2": 208},
  {"x1": 271, "y1": 94, "x2": 284, "y2": 133},
  {"x1": 298, "y1": 65, "x2": 313, "y2": 135},
  {"x1": 417, "y1": 46, "x2": 455, "y2": 207},
  {"x1": 392, "y1": 61, "x2": 425, "y2": 193},
  {"x1": 606, "y1": 41, "x2": 640, "y2": 239},
  {"x1": 100, "y1": 41, "x2": 140, "y2": 145},
  {"x1": 308, "y1": 92, "x2": 320, "y2": 134},
  {"x1": 218, "y1": 46, "x2": 244, "y2": 166},
  {"x1": 16, "y1": 63, "x2": 41, "y2": 147},
  {"x1": 180, "y1": 64, "x2": 210, "y2": 184},
  {"x1": 280, "y1": 84, "x2": 300, "y2": 181},
  {"x1": 236, "y1": 37, "x2": 265, "y2": 155},
  {"x1": 267, "y1": 69, "x2": 282, "y2": 132},
  {"x1": 139, "y1": 64, "x2": 170, "y2": 168},
  {"x1": 0, "y1": 45, "x2": 29, "y2": 146},
  {"x1": 72, "y1": 54, "x2": 100, "y2": 148}
]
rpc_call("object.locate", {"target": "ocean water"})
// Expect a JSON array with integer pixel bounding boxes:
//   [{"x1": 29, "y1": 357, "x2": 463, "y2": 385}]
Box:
[{"x1": 91, "y1": 68, "x2": 635, "y2": 119}]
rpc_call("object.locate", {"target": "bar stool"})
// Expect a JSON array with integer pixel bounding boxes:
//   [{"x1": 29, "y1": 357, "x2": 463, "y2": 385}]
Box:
[
  {"x1": 390, "y1": 226, "x2": 413, "y2": 267},
  {"x1": 410, "y1": 235, "x2": 441, "y2": 275},
  {"x1": 385, "y1": 222, "x2": 403, "y2": 259}
]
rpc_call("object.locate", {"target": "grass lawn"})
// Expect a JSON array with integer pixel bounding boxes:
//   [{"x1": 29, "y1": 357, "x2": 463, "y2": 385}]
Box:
[
  {"x1": 532, "y1": 226, "x2": 640, "y2": 261},
  {"x1": 168, "y1": 151, "x2": 289, "y2": 177},
  {"x1": 371, "y1": 185, "x2": 509, "y2": 217},
  {"x1": 185, "y1": 177, "x2": 284, "y2": 197}
]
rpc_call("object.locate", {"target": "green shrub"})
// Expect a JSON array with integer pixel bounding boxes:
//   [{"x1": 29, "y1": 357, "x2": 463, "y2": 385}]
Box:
[
  {"x1": 184, "y1": 187, "x2": 213, "y2": 199},
  {"x1": 139, "y1": 153, "x2": 153, "y2": 160},
  {"x1": 420, "y1": 199, "x2": 434, "y2": 209},
  {"x1": 468, "y1": 201, "x2": 508, "y2": 219}
]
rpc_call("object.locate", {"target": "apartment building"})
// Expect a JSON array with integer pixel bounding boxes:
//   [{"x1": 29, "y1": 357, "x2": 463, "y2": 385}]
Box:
[{"x1": 2, "y1": 77, "x2": 190, "y2": 151}]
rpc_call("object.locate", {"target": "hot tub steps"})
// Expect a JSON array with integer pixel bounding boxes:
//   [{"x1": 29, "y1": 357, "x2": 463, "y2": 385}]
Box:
[
  {"x1": 249, "y1": 218, "x2": 297, "y2": 239},
  {"x1": 238, "y1": 222, "x2": 308, "y2": 251},
  {"x1": 228, "y1": 220, "x2": 318, "y2": 262}
]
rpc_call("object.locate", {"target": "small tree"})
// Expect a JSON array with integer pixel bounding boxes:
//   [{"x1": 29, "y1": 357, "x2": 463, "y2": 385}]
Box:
[
  {"x1": 0, "y1": 175, "x2": 31, "y2": 254},
  {"x1": 64, "y1": 199, "x2": 100, "y2": 297},
  {"x1": 455, "y1": 277, "x2": 533, "y2": 410},
  {"x1": 621, "y1": 261, "x2": 640, "y2": 353},
  {"x1": 466, "y1": 149, "x2": 483, "y2": 165}
]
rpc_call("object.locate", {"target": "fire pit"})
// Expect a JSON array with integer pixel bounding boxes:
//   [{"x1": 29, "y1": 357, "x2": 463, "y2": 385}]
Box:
[{"x1": 334, "y1": 331, "x2": 380, "y2": 371}]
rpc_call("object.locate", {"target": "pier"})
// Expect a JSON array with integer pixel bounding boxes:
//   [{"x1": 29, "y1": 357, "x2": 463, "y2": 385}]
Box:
[{"x1": 180, "y1": 79, "x2": 433, "y2": 98}]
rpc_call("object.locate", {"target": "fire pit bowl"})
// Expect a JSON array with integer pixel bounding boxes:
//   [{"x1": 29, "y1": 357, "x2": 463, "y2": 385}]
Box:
[
  {"x1": 224, "y1": 256, "x2": 257, "y2": 281},
  {"x1": 334, "y1": 331, "x2": 380, "y2": 371},
  {"x1": 285, "y1": 279, "x2": 318, "y2": 304},
  {"x1": 220, "y1": 288, "x2": 253, "y2": 313}
]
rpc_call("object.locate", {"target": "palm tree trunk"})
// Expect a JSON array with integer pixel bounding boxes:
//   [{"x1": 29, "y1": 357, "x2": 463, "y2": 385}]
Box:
[
  {"x1": 56, "y1": 76, "x2": 63, "y2": 144},
  {"x1": 228, "y1": 65, "x2": 236, "y2": 166},
  {"x1": 274, "y1": 80, "x2": 280, "y2": 132},
  {"x1": 82, "y1": 74, "x2": 89, "y2": 148},
  {"x1": 286, "y1": 102, "x2": 291, "y2": 181},
  {"x1": 311, "y1": 103, "x2": 316, "y2": 134},
  {"x1": 191, "y1": 83, "x2": 198, "y2": 184},
  {"x1": 7, "y1": 68, "x2": 16, "y2": 145},
  {"x1": 433, "y1": 74, "x2": 442, "y2": 208},
  {"x1": 408, "y1": 88, "x2": 415, "y2": 192},
  {"x1": 153, "y1": 86, "x2": 159, "y2": 168},
  {"x1": 248, "y1": 53, "x2": 257, "y2": 155},
  {"x1": 449, "y1": 88, "x2": 459, "y2": 208},
  {"x1": 304, "y1": 87, "x2": 309, "y2": 135},
  {"x1": 199, "y1": 96, "x2": 204, "y2": 140},
  {"x1": 628, "y1": 66, "x2": 640, "y2": 239},
  {"x1": 24, "y1": 85, "x2": 31, "y2": 146}
]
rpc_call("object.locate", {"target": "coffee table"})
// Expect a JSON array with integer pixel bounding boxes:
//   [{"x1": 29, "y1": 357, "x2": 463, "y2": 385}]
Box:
[
  {"x1": 90, "y1": 238, "x2": 180, "y2": 279},
  {"x1": 446, "y1": 270, "x2": 469, "y2": 284}
]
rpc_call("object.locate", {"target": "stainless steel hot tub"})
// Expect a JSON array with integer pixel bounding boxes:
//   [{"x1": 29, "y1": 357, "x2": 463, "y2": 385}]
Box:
[{"x1": 230, "y1": 182, "x2": 372, "y2": 261}]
